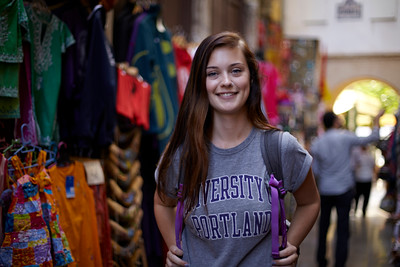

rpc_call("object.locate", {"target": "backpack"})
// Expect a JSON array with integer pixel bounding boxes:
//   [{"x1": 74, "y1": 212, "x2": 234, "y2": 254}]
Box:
[
  {"x1": 261, "y1": 129, "x2": 291, "y2": 259},
  {"x1": 174, "y1": 129, "x2": 290, "y2": 259}
]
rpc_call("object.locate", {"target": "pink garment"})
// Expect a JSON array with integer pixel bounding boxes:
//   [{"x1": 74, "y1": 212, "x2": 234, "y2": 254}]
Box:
[
  {"x1": 259, "y1": 61, "x2": 280, "y2": 126},
  {"x1": 15, "y1": 43, "x2": 37, "y2": 145}
]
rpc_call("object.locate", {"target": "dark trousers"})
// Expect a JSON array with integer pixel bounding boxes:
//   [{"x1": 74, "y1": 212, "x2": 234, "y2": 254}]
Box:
[
  {"x1": 317, "y1": 189, "x2": 354, "y2": 267},
  {"x1": 354, "y1": 181, "x2": 372, "y2": 216}
]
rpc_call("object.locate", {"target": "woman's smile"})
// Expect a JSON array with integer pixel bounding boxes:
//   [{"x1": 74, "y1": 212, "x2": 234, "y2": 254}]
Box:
[{"x1": 206, "y1": 46, "x2": 250, "y2": 116}]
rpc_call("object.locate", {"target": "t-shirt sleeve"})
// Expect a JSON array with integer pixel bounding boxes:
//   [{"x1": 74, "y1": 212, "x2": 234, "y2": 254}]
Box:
[
  {"x1": 281, "y1": 132, "x2": 313, "y2": 192},
  {"x1": 154, "y1": 150, "x2": 181, "y2": 198}
]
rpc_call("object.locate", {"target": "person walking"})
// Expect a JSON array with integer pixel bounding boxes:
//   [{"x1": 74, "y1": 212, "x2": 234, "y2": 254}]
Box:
[
  {"x1": 154, "y1": 31, "x2": 320, "y2": 266},
  {"x1": 351, "y1": 145, "x2": 376, "y2": 217},
  {"x1": 311, "y1": 110, "x2": 384, "y2": 267}
]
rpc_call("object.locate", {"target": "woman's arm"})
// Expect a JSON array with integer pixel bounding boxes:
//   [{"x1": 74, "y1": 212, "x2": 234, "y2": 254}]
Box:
[
  {"x1": 289, "y1": 167, "x2": 320, "y2": 247},
  {"x1": 154, "y1": 187, "x2": 188, "y2": 266},
  {"x1": 273, "y1": 167, "x2": 320, "y2": 266}
]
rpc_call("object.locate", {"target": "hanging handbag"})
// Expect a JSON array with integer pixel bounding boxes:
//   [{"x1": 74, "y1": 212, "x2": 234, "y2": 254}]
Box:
[{"x1": 380, "y1": 192, "x2": 396, "y2": 213}]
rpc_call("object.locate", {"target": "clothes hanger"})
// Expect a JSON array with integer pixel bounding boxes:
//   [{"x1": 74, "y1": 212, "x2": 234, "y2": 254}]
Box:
[
  {"x1": 7, "y1": 124, "x2": 41, "y2": 161},
  {"x1": 6, "y1": 124, "x2": 44, "y2": 177}
]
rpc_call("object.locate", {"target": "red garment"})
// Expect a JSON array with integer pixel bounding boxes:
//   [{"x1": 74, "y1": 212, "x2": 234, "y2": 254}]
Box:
[
  {"x1": 116, "y1": 68, "x2": 151, "y2": 129},
  {"x1": 173, "y1": 44, "x2": 192, "y2": 103},
  {"x1": 0, "y1": 154, "x2": 8, "y2": 246},
  {"x1": 259, "y1": 61, "x2": 280, "y2": 126},
  {"x1": 89, "y1": 184, "x2": 113, "y2": 267}
]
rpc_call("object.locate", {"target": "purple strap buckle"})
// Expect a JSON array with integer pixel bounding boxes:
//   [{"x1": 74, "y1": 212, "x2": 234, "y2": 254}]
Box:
[
  {"x1": 175, "y1": 183, "x2": 184, "y2": 249},
  {"x1": 269, "y1": 174, "x2": 288, "y2": 259}
]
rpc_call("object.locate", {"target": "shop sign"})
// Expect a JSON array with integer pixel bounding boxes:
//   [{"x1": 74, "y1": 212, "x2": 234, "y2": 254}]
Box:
[{"x1": 337, "y1": 0, "x2": 362, "y2": 19}]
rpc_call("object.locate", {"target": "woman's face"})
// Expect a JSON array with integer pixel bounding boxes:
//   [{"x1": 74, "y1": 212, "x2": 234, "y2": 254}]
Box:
[{"x1": 205, "y1": 46, "x2": 250, "y2": 117}]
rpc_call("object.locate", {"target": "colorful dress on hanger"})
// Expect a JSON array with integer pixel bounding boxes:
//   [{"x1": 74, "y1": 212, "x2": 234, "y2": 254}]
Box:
[
  {"x1": 25, "y1": 4, "x2": 75, "y2": 145},
  {"x1": 0, "y1": 0, "x2": 29, "y2": 118},
  {"x1": 0, "y1": 151, "x2": 73, "y2": 266}
]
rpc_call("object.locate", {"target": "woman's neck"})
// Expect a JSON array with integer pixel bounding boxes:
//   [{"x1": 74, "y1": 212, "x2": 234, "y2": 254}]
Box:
[{"x1": 210, "y1": 113, "x2": 253, "y2": 149}]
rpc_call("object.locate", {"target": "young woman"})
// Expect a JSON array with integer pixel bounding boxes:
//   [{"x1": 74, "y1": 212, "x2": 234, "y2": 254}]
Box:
[{"x1": 154, "y1": 31, "x2": 320, "y2": 266}]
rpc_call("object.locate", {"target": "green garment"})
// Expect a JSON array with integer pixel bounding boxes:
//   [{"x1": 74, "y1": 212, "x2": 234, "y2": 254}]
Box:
[
  {"x1": 0, "y1": 0, "x2": 29, "y2": 118},
  {"x1": 25, "y1": 4, "x2": 75, "y2": 145},
  {"x1": 0, "y1": 0, "x2": 28, "y2": 63},
  {"x1": 0, "y1": 63, "x2": 20, "y2": 118}
]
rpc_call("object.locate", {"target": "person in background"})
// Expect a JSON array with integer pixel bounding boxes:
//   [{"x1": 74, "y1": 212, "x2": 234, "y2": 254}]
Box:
[
  {"x1": 153, "y1": 31, "x2": 320, "y2": 267},
  {"x1": 351, "y1": 145, "x2": 376, "y2": 217},
  {"x1": 311, "y1": 110, "x2": 384, "y2": 267}
]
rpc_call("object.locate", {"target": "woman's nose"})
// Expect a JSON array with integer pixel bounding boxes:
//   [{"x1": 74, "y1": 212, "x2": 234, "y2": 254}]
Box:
[{"x1": 221, "y1": 73, "x2": 232, "y2": 87}]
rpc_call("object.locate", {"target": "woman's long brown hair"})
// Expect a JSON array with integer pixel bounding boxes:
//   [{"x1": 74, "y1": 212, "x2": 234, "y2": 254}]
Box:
[{"x1": 157, "y1": 31, "x2": 276, "y2": 213}]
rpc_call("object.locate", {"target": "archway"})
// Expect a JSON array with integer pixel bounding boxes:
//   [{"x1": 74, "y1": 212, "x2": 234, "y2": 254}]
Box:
[
  {"x1": 332, "y1": 79, "x2": 399, "y2": 138},
  {"x1": 331, "y1": 78, "x2": 399, "y2": 171}
]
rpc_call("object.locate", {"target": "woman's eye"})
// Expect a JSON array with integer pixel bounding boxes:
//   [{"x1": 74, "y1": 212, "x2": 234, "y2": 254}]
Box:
[
  {"x1": 232, "y1": 68, "x2": 242, "y2": 75},
  {"x1": 207, "y1": 71, "x2": 218, "y2": 77}
]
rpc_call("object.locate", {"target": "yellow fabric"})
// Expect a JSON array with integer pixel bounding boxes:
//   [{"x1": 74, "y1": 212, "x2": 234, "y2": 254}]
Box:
[{"x1": 48, "y1": 161, "x2": 103, "y2": 267}]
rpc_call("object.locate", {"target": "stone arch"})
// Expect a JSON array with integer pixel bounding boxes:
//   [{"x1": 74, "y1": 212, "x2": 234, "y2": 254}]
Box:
[{"x1": 325, "y1": 54, "x2": 400, "y2": 108}]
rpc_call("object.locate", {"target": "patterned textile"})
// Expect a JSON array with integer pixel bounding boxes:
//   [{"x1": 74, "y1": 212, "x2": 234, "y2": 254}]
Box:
[
  {"x1": 0, "y1": 0, "x2": 29, "y2": 63},
  {"x1": 0, "y1": 0, "x2": 29, "y2": 119},
  {"x1": 25, "y1": 3, "x2": 75, "y2": 145},
  {"x1": 0, "y1": 151, "x2": 73, "y2": 266}
]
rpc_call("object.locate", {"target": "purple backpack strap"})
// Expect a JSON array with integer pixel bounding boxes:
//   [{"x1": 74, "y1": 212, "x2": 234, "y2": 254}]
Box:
[
  {"x1": 269, "y1": 174, "x2": 288, "y2": 259},
  {"x1": 261, "y1": 130, "x2": 288, "y2": 259},
  {"x1": 175, "y1": 183, "x2": 184, "y2": 249}
]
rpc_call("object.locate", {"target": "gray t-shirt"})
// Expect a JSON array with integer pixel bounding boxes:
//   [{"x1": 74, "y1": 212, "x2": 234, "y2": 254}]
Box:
[{"x1": 162, "y1": 128, "x2": 312, "y2": 266}]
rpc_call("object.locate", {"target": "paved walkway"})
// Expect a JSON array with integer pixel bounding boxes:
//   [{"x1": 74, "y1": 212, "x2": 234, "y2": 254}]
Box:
[{"x1": 297, "y1": 179, "x2": 394, "y2": 267}]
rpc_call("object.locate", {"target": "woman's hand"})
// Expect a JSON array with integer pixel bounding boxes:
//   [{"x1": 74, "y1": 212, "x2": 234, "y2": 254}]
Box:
[
  {"x1": 272, "y1": 241, "x2": 299, "y2": 266},
  {"x1": 165, "y1": 244, "x2": 188, "y2": 267}
]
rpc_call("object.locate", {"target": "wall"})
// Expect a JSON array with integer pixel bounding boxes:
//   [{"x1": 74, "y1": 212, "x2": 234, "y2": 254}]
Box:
[
  {"x1": 283, "y1": 0, "x2": 400, "y2": 100},
  {"x1": 327, "y1": 54, "x2": 400, "y2": 105},
  {"x1": 283, "y1": 0, "x2": 400, "y2": 55}
]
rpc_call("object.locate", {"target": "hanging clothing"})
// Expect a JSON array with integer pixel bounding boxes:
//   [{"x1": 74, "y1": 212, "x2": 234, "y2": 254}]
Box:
[
  {"x1": 14, "y1": 43, "x2": 38, "y2": 145},
  {"x1": 0, "y1": 0, "x2": 28, "y2": 64},
  {"x1": 48, "y1": 161, "x2": 103, "y2": 267},
  {"x1": 1, "y1": 151, "x2": 73, "y2": 267},
  {"x1": 259, "y1": 61, "x2": 280, "y2": 126},
  {"x1": 116, "y1": 68, "x2": 151, "y2": 130},
  {"x1": 89, "y1": 184, "x2": 113, "y2": 267},
  {"x1": 73, "y1": 4, "x2": 117, "y2": 153},
  {"x1": 24, "y1": 3, "x2": 75, "y2": 145},
  {"x1": 113, "y1": 1, "x2": 138, "y2": 63},
  {"x1": 51, "y1": 2, "x2": 89, "y2": 145},
  {"x1": 173, "y1": 43, "x2": 192, "y2": 103},
  {"x1": 0, "y1": 154, "x2": 9, "y2": 245},
  {"x1": 127, "y1": 5, "x2": 179, "y2": 152},
  {"x1": 0, "y1": 0, "x2": 29, "y2": 119},
  {"x1": 125, "y1": 11, "x2": 147, "y2": 64}
]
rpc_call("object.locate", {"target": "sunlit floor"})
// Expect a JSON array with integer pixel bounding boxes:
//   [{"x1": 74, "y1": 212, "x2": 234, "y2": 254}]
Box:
[{"x1": 297, "y1": 179, "x2": 395, "y2": 267}]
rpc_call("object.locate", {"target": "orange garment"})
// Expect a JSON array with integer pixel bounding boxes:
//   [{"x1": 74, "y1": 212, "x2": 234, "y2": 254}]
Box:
[{"x1": 48, "y1": 162, "x2": 102, "y2": 267}]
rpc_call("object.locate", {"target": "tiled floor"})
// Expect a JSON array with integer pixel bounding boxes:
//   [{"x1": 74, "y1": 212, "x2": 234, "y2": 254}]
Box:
[{"x1": 297, "y1": 179, "x2": 395, "y2": 267}]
